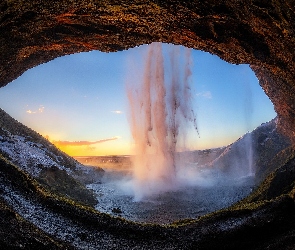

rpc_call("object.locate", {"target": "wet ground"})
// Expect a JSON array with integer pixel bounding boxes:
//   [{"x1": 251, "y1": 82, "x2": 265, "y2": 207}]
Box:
[{"x1": 87, "y1": 171, "x2": 255, "y2": 224}]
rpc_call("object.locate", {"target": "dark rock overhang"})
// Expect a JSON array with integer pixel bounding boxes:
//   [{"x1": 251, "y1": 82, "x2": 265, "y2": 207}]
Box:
[{"x1": 0, "y1": 0, "x2": 294, "y2": 140}]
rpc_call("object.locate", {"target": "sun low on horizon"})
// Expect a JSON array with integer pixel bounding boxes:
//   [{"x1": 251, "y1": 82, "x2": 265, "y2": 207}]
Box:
[
  {"x1": 0, "y1": 44, "x2": 276, "y2": 157},
  {"x1": 44, "y1": 135, "x2": 127, "y2": 156}
]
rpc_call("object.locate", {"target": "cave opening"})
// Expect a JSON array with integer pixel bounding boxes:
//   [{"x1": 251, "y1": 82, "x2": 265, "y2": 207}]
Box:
[
  {"x1": 1, "y1": 1, "x2": 295, "y2": 248},
  {"x1": 0, "y1": 43, "x2": 276, "y2": 153},
  {"x1": 0, "y1": 42, "x2": 280, "y2": 223}
]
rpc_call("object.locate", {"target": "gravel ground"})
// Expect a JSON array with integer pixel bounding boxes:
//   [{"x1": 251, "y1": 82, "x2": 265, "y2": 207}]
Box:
[{"x1": 88, "y1": 171, "x2": 255, "y2": 224}]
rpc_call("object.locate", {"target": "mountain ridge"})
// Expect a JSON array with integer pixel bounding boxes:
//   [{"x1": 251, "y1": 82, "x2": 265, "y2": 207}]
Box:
[
  {"x1": 179, "y1": 117, "x2": 291, "y2": 185},
  {"x1": 0, "y1": 108, "x2": 103, "y2": 206}
]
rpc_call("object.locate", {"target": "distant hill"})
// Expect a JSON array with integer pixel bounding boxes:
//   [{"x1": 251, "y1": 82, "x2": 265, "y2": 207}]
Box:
[
  {"x1": 0, "y1": 110, "x2": 295, "y2": 249},
  {"x1": 0, "y1": 104, "x2": 291, "y2": 204},
  {"x1": 183, "y1": 118, "x2": 291, "y2": 184},
  {"x1": 0, "y1": 108, "x2": 104, "y2": 206}
]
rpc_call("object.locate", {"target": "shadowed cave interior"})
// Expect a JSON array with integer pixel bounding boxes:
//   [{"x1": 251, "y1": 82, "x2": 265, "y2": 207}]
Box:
[{"x1": 1, "y1": 1, "x2": 295, "y2": 249}]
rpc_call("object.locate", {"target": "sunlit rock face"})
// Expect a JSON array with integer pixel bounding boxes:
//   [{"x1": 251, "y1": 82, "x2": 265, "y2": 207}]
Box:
[{"x1": 0, "y1": 0, "x2": 295, "y2": 141}]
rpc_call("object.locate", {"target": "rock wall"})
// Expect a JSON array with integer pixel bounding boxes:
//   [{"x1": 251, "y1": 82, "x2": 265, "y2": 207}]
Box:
[{"x1": 0, "y1": 0, "x2": 294, "y2": 140}]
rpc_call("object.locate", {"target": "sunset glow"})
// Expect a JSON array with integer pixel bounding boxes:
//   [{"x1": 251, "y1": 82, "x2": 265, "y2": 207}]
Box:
[{"x1": 0, "y1": 44, "x2": 276, "y2": 156}]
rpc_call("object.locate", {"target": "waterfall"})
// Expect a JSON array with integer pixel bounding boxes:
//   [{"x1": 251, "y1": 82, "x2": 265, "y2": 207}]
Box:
[{"x1": 127, "y1": 43, "x2": 198, "y2": 200}]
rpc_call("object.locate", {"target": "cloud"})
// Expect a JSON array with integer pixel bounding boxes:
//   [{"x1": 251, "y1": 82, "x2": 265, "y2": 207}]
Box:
[
  {"x1": 26, "y1": 105, "x2": 44, "y2": 114},
  {"x1": 111, "y1": 110, "x2": 123, "y2": 114},
  {"x1": 52, "y1": 136, "x2": 120, "y2": 147},
  {"x1": 196, "y1": 91, "x2": 212, "y2": 99}
]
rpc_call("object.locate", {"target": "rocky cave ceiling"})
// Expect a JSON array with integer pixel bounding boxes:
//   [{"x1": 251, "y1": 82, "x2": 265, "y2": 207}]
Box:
[{"x1": 0, "y1": 0, "x2": 294, "y2": 141}]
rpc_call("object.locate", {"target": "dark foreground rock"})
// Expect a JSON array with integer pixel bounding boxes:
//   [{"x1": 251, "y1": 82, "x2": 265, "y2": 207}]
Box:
[
  {"x1": 1, "y1": 0, "x2": 295, "y2": 248},
  {"x1": 0, "y1": 198, "x2": 74, "y2": 249},
  {"x1": 1, "y1": 149, "x2": 295, "y2": 249},
  {"x1": 38, "y1": 166, "x2": 97, "y2": 206},
  {"x1": 1, "y1": 0, "x2": 295, "y2": 141}
]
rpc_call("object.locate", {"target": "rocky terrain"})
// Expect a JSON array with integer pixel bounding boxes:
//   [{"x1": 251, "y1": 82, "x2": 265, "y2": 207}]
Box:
[
  {"x1": 0, "y1": 107, "x2": 295, "y2": 248},
  {"x1": 178, "y1": 118, "x2": 291, "y2": 184},
  {"x1": 1, "y1": 0, "x2": 295, "y2": 248},
  {"x1": 0, "y1": 108, "x2": 104, "y2": 206},
  {"x1": 1, "y1": 150, "x2": 295, "y2": 249},
  {"x1": 209, "y1": 118, "x2": 292, "y2": 183}
]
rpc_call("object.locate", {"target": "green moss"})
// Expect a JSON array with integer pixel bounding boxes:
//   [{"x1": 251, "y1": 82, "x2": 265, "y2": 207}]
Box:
[{"x1": 38, "y1": 166, "x2": 97, "y2": 207}]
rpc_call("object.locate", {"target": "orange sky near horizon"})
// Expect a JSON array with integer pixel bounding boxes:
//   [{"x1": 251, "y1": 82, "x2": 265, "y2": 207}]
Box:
[
  {"x1": 46, "y1": 133, "x2": 240, "y2": 157},
  {"x1": 51, "y1": 140, "x2": 131, "y2": 156},
  {"x1": 42, "y1": 134, "x2": 131, "y2": 156}
]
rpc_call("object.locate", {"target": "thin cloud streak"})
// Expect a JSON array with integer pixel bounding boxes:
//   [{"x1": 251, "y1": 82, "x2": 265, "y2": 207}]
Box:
[
  {"x1": 26, "y1": 105, "x2": 45, "y2": 114},
  {"x1": 52, "y1": 136, "x2": 120, "y2": 147},
  {"x1": 196, "y1": 91, "x2": 212, "y2": 99},
  {"x1": 111, "y1": 110, "x2": 123, "y2": 114}
]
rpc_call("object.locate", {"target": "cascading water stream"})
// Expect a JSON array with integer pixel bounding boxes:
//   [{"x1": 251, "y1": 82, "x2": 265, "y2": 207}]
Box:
[
  {"x1": 127, "y1": 43, "x2": 198, "y2": 200},
  {"x1": 85, "y1": 43, "x2": 258, "y2": 222}
]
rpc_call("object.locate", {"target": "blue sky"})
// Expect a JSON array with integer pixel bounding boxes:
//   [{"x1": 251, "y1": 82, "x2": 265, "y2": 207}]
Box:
[{"x1": 0, "y1": 43, "x2": 276, "y2": 155}]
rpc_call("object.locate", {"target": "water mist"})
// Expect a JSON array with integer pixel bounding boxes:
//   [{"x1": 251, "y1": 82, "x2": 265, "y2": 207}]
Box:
[
  {"x1": 243, "y1": 72, "x2": 255, "y2": 177},
  {"x1": 127, "y1": 43, "x2": 198, "y2": 201}
]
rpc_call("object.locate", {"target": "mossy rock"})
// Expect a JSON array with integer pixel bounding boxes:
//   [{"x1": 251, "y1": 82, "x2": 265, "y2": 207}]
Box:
[
  {"x1": 239, "y1": 148, "x2": 295, "y2": 204},
  {"x1": 38, "y1": 166, "x2": 97, "y2": 207},
  {"x1": 0, "y1": 198, "x2": 73, "y2": 249}
]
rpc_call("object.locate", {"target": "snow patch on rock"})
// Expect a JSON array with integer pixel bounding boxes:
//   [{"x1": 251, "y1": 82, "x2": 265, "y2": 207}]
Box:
[{"x1": 0, "y1": 130, "x2": 82, "y2": 177}]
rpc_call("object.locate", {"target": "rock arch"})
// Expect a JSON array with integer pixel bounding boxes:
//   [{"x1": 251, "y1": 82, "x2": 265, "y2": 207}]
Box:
[{"x1": 0, "y1": 0, "x2": 294, "y2": 140}]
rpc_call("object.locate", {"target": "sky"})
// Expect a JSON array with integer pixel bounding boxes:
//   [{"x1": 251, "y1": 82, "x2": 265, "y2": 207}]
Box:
[{"x1": 0, "y1": 43, "x2": 276, "y2": 156}]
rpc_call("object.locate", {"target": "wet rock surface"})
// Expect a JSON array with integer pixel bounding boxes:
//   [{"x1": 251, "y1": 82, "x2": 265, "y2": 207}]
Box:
[
  {"x1": 0, "y1": 198, "x2": 73, "y2": 249},
  {"x1": 88, "y1": 174, "x2": 254, "y2": 224},
  {"x1": 1, "y1": 0, "x2": 295, "y2": 249},
  {"x1": 1, "y1": 152, "x2": 295, "y2": 250},
  {"x1": 0, "y1": 114, "x2": 294, "y2": 248}
]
